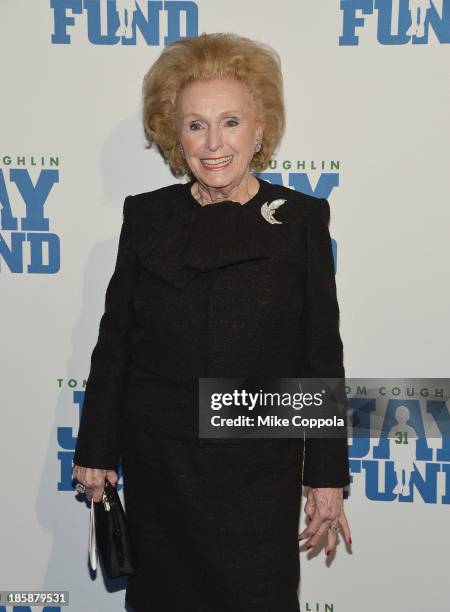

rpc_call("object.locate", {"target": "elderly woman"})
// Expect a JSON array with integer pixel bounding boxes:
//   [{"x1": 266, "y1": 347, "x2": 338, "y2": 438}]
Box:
[{"x1": 72, "y1": 32, "x2": 352, "y2": 612}]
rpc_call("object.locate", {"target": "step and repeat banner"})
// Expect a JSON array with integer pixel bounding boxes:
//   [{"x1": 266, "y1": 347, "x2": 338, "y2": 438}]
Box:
[{"x1": 1, "y1": 1, "x2": 449, "y2": 611}]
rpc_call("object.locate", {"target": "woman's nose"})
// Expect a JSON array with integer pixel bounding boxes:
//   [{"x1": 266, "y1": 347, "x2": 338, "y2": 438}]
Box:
[{"x1": 206, "y1": 127, "x2": 223, "y2": 151}]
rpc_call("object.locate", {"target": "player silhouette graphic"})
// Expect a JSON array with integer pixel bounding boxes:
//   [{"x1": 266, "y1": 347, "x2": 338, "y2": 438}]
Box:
[
  {"x1": 406, "y1": 0, "x2": 431, "y2": 38},
  {"x1": 115, "y1": 0, "x2": 138, "y2": 39}
]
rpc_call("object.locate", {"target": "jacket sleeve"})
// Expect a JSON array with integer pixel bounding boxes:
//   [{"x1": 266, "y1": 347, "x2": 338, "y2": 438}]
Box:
[
  {"x1": 73, "y1": 195, "x2": 140, "y2": 470},
  {"x1": 301, "y1": 198, "x2": 351, "y2": 488}
]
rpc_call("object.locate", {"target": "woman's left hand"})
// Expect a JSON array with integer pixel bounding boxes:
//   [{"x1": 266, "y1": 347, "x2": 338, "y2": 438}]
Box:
[{"x1": 298, "y1": 487, "x2": 352, "y2": 557}]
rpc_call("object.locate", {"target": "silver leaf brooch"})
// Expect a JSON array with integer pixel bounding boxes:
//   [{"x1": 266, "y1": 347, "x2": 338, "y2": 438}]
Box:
[{"x1": 260, "y1": 199, "x2": 287, "y2": 224}]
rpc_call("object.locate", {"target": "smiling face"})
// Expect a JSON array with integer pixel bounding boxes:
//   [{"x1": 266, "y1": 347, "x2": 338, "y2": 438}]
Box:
[{"x1": 175, "y1": 77, "x2": 263, "y2": 191}]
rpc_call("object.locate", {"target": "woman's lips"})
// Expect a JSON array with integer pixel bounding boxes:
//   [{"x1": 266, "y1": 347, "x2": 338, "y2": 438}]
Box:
[{"x1": 200, "y1": 155, "x2": 233, "y2": 170}]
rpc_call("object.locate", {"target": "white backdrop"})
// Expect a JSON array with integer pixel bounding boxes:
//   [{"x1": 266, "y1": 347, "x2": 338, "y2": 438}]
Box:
[{"x1": 1, "y1": 1, "x2": 449, "y2": 611}]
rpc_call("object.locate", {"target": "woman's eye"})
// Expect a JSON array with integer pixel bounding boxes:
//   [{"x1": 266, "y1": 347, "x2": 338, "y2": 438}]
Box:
[
  {"x1": 189, "y1": 122, "x2": 202, "y2": 130},
  {"x1": 225, "y1": 119, "x2": 238, "y2": 127}
]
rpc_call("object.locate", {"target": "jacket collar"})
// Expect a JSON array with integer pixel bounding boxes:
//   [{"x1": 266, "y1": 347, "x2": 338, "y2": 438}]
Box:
[{"x1": 138, "y1": 177, "x2": 276, "y2": 289}]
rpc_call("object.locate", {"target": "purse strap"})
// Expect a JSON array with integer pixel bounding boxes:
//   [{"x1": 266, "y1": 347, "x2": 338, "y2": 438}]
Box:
[{"x1": 88, "y1": 497, "x2": 98, "y2": 571}]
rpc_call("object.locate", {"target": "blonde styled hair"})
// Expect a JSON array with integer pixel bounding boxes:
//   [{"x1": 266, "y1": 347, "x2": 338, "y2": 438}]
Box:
[{"x1": 142, "y1": 32, "x2": 285, "y2": 177}]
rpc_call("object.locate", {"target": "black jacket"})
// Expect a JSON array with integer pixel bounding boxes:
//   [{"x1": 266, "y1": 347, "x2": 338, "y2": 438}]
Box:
[{"x1": 73, "y1": 177, "x2": 350, "y2": 488}]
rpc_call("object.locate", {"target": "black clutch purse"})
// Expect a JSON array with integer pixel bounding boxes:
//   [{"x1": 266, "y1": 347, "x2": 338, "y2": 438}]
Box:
[{"x1": 90, "y1": 480, "x2": 135, "y2": 578}]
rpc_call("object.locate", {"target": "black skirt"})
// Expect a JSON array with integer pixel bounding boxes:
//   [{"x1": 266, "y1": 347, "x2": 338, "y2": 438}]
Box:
[{"x1": 121, "y1": 418, "x2": 304, "y2": 612}]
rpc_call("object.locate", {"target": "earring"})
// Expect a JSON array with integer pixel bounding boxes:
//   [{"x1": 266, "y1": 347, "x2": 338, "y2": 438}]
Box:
[
  {"x1": 179, "y1": 143, "x2": 185, "y2": 158},
  {"x1": 254, "y1": 139, "x2": 262, "y2": 153}
]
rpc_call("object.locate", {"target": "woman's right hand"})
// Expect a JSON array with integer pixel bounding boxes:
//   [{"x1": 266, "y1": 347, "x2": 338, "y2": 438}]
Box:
[{"x1": 72, "y1": 464, "x2": 118, "y2": 502}]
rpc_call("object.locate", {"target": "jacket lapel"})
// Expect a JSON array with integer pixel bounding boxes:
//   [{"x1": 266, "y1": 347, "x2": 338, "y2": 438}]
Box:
[{"x1": 136, "y1": 196, "x2": 272, "y2": 289}]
